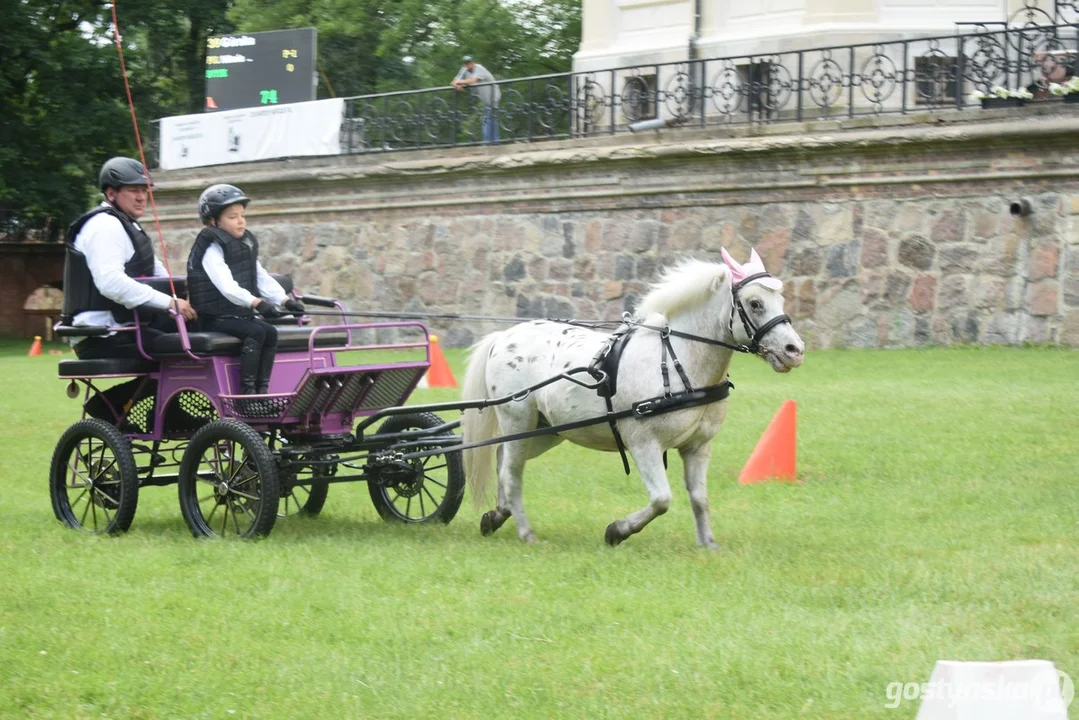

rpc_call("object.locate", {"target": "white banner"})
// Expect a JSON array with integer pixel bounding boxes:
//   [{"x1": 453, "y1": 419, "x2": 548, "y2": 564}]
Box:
[{"x1": 159, "y1": 98, "x2": 344, "y2": 170}]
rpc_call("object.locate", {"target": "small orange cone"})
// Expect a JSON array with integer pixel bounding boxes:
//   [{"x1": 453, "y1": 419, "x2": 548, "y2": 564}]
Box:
[
  {"x1": 738, "y1": 400, "x2": 797, "y2": 484},
  {"x1": 28, "y1": 335, "x2": 42, "y2": 357},
  {"x1": 424, "y1": 334, "x2": 457, "y2": 388}
]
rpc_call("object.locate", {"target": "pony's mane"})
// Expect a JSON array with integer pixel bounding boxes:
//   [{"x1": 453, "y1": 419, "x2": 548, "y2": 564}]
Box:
[{"x1": 634, "y1": 259, "x2": 730, "y2": 320}]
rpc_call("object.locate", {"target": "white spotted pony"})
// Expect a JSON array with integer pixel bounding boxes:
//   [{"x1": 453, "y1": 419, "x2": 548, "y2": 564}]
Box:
[{"x1": 461, "y1": 248, "x2": 804, "y2": 547}]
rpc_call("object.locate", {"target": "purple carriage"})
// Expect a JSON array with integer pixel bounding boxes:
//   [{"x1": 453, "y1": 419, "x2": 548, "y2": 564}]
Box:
[{"x1": 50, "y1": 275, "x2": 465, "y2": 538}]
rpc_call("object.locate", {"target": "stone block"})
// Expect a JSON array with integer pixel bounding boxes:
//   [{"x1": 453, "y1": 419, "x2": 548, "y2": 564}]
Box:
[
  {"x1": 1026, "y1": 282, "x2": 1059, "y2": 316},
  {"x1": 825, "y1": 241, "x2": 860, "y2": 278},
  {"x1": 939, "y1": 245, "x2": 979, "y2": 274},
  {"x1": 788, "y1": 246, "x2": 822, "y2": 276},
  {"x1": 860, "y1": 228, "x2": 889, "y2": 268},
  {"x1": 930, "y1": 209, "x2": 966, "y2": 244},
  {"x1": 908, "y1": 274, "x2": 937, "y2": 313},
  {"x1": 818, "y1": 203, "x2": 854, "y2": 245},
  {"x1": 898, "y1": 235, "x2": 935, "y2": 271},
  {"x1": 1027, "y1": 243, "x2": 1059, "y2": 281}
]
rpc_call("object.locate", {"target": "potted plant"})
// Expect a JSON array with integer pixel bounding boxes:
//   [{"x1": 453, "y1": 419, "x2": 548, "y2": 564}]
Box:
[
  {"x1": 970, "y1": 86, "x2": 1033, "y2": 108},
  {"x1": 1048, "y1": 76, "x2": 1079, "y2": 104}
]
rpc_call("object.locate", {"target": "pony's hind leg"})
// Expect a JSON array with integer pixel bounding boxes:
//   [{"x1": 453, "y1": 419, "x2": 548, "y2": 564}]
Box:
[
  {"x1": 481, "y1": 440, "x2": 537, "y2": 543},
  {"x1": 679, "y1": 442, "x2": 721, "y2": 550},
  {"x1": 480, "y1": 445, "x2": 512, "y2": 536},
  {"x1": 605, "y1": 444, "x2": 671, "y2": 546}
]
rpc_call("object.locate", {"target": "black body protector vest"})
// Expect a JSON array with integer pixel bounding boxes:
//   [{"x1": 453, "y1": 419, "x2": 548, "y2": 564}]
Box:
[
  {"x1": 186, "y1": 226, "x2": 260, "y2": 317},
  {"x1": 61, "y1": 205, "x2": 157, "y2": 324}
]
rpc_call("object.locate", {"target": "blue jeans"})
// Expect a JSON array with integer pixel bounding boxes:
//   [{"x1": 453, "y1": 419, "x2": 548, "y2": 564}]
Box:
[{"x1": 482, "y1": 106, "x2": 500, "y2": 144}]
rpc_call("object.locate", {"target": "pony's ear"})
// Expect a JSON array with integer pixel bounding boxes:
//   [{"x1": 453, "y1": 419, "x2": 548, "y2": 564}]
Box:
[
  {"x1": 721, "y1": 247, "x2": 741, "y2": 271},
  {"x1": 721, "y1": 247, "x2": 748, "y2": 284},
  {"x1": 749, "y1": 248, "x2": 764, "y2": 268},
  {"x1": 710, "y1": 269, "x2": 727, "y2": 294}
]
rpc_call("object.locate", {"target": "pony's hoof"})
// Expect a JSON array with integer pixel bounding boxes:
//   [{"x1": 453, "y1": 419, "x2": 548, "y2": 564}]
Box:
[
  {"x1": 520, "y1": 530, "x2": 538, "y2": 544},
  {"x1": 604, "y1": 522, "x2": 626, "y2": 547},
  {"x1": 480, "y1": 511, "x2": 499, "y2": 536}
]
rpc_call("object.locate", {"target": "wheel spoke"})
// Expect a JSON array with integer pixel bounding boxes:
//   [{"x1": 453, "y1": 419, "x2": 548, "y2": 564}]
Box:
[
  {"x1": 227, "y1": 450, "x2": 249, "y2": 484},
  {"x1": 93, "y1": 490, "x2": 113, "y2": 524},
  {"x1": 221, "y1": 496, "x2": 230, "y2": 536},
  {"x1": 418, "y1": 490, "x2": 427, "y2": 518},
  {"x1": 69, "y1": 487, "x2": 89, "y2": 511},
  {"x1": 422, "y1": 462, "x2": 447, "y2": 472},
  {"x1": 405, "y1": 494, "x2": 412, "y2": 518},
  {"x1": 422, "y1": 485, "x2": 440, "y2": 508},
  {"x1": 90, "y1": 489, "x2": 99, "y2": 530},
  {"x1": 78, "y1": 490, "x2": 92, "y2": 526},
  {"x1": 198, "y1": 492, "x2": 217, "y2": 503},
  {"x1": 230, "y1": 489, "x2": 259, "y2": 501},
  {"x1": 423, "y1": 475, "x2": 447, "y2": 490},
  {"x1": 230, "y1": 501, "x2": 244, "y2": 535},
  {"x1": 92, "y1": 457, "x2": 117, "y2": 481},
  {"x1": 206, "y1": 497, "x2": 221, "y2": 524}
]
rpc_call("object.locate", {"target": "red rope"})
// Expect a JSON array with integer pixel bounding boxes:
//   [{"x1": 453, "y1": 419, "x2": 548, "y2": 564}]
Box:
[{"x1": 110, "y1": 1, "x2": 179, "y2": 300}]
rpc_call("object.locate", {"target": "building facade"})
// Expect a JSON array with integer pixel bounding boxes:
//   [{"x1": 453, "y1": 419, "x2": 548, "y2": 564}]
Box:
[{"x1": 574, "y1": 0, "x2": 1055, "y2": 73}]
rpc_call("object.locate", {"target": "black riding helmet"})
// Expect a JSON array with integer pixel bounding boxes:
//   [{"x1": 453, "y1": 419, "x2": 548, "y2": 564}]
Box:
[
  {"x1": 99, "y1": 157, "x2": 153, "y2": 192},
  {"x1": 198, "y1": 184, "x2": 250, "y2": 223}
]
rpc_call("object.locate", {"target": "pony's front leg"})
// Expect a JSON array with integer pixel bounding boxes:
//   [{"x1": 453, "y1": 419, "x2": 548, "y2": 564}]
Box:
[
  {"x1": 679, "y1": 442, "x2": 721, "y2": 550},
  {"x1": 605, "y1": 445, "x2": 671, "y2": 546}
]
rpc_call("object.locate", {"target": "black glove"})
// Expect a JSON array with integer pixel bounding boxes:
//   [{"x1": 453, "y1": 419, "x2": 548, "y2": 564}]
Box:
[
  {"x1": 283, "y1": 298, "x2": 306, "y2": 316},
  {"x1": 254, "y1": 300, "x2": 285, "y2": 319}
]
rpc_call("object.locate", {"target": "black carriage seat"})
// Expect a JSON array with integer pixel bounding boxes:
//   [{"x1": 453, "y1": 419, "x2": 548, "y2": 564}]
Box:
[
  {"x1": 151, "y1": 326, "x2": 352, "y2": 357},
  {"x1": 58, "y1": 357, "x2": 156, "y2": 377},
  {"x1": 53, "y1": 325, "x2": 156, "y2": 377}
]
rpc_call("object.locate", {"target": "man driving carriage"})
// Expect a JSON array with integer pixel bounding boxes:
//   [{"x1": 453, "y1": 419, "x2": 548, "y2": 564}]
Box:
[{"x1": 62, "y1": 156, "x2": 197, "y2": 426}]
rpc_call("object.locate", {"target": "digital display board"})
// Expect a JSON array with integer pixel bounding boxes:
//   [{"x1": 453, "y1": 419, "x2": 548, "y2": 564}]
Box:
[{"x1": 204, "y1": 28, "x2": 317, "y2": 112}]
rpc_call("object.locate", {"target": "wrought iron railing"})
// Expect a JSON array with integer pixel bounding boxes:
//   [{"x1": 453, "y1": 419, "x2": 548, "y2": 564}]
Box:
[
  {"x1": 339, "y1": 21, "x2": 1079, "y2": 153},
  {"x1": 147, "y1": 2, "x2": 1079, "y2": 164}
]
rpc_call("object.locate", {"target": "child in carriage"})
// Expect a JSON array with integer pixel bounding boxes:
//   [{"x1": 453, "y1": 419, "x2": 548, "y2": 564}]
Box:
[{"x1": 186, "y1": 184, "x2": 304, "y2": 398}]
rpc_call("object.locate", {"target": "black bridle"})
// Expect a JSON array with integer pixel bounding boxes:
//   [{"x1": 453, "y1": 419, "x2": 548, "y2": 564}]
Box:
[
  {"x1": 626, "y1": 271, "x2": 793, "y2": 356},
  {"x1": 729, "y1": 272, "x2": 794, "y2": 355}
]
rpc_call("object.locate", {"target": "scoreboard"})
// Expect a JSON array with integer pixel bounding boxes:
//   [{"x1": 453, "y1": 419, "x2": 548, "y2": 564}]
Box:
[{"x1": 204, "y1": 28, "x2": 317, "y2": 112}]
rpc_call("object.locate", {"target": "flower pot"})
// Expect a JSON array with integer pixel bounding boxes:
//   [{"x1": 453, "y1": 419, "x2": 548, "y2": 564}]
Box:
[{"x1": 980, "y1": 97, "x2": 1025, "y2": 109}]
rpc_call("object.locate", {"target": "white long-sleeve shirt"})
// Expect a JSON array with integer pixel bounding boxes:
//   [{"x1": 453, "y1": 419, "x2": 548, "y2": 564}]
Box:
[
  {"x1": 202, "y1": 241, "x2": 287, "y2": 309},
  {"x1": 71, "y1": 203, "x2": 172, "y2": 333}
]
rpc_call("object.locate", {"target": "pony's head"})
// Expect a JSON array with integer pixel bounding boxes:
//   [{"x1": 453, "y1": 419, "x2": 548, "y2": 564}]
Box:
[
  {"x1": 634, "y1": 252, "x2": 804, "y2": 373},
  {"x1": 721, "y1": 248, "x2": 804, "y2": 373}
]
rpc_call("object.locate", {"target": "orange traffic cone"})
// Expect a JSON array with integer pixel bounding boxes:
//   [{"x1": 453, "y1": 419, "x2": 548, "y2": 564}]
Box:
[
  {"x1": 28, "y1": 335, "x2": 42, "y2": 357},
  {"x1": 424, "y1": 334, "x2": 457, "y2": 388},
  {"x1": 738, "y1": 400, "x2": 797, "y2": 484}
]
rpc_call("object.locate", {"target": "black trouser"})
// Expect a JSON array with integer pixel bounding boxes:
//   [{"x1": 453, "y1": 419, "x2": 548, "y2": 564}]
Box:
[
  {"x1": 203, "y1": 315, "x2": 279, "y2": 394},
  {"x1": 75, "y1": 311, "x2": 174, "y2": 427}
]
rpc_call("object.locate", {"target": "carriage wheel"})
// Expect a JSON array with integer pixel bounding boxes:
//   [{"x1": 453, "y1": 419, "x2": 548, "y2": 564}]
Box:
[
  {"x1": 49, "y1": 419, "x2": 139, "y2": 535},
  {"x1": 178, "y1": 419, "x2": 279, "y2": 539},
  {"x1": 279, "y1": 454, "x2": 332, "y2": 519},
  {"x1": 367, "y1": 412, "x2": 465, "y2": 524}
]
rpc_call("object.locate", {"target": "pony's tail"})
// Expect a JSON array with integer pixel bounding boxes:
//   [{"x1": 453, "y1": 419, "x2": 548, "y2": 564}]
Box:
[{"x1": 461, "y1": 331, "x2": 502, "y2": 509}]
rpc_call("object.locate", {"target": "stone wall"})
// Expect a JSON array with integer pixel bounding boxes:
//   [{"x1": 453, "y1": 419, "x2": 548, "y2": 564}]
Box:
[{"x1": 152, "y1": 109, "x2": 1079, "y2": 348}]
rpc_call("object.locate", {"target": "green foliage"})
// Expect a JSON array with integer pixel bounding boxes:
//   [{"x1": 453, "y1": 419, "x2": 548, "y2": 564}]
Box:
[{"x1": 3, "y1": 0, "x2": 579, "y2": 234}]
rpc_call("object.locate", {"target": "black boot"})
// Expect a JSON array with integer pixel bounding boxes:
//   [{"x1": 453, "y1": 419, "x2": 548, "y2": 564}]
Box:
[
  {"x1": 255, "y1": 345, "x2": 276, "y2": 395},
  {"x1": 240, "y1": 338, "x2": 261, "y2": 395},
  {"x1": 238, "y1": 338, "x2": 262, "y2": 415}
]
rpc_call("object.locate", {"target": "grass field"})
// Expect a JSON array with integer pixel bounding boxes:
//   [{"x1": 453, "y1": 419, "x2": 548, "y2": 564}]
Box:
[{"x1": 0, "y1": 339, "x2": 1076, "y2": 718}]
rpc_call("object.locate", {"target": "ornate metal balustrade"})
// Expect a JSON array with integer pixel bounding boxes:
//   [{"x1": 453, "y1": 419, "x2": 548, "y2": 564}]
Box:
[
  {"x1": 342, "y1": 18, "x2": 1079, "y2": 153},
  {"x1": 147, "y1": 2, "x2": 1079, "y2": 163}
]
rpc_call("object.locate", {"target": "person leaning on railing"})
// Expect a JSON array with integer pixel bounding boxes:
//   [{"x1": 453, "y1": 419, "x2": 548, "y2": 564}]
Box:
[{"x1": 452, "y1": 54, "x2": 501, "y2": 144}]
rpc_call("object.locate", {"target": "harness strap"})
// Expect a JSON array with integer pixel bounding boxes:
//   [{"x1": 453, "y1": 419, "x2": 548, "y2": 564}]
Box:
[
  {"x1": 388, "y1": 380, "x2": 735, "y2": 463},
  {"x1": 660, "y1": 332, "x2": 694, "y2": 394}
]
